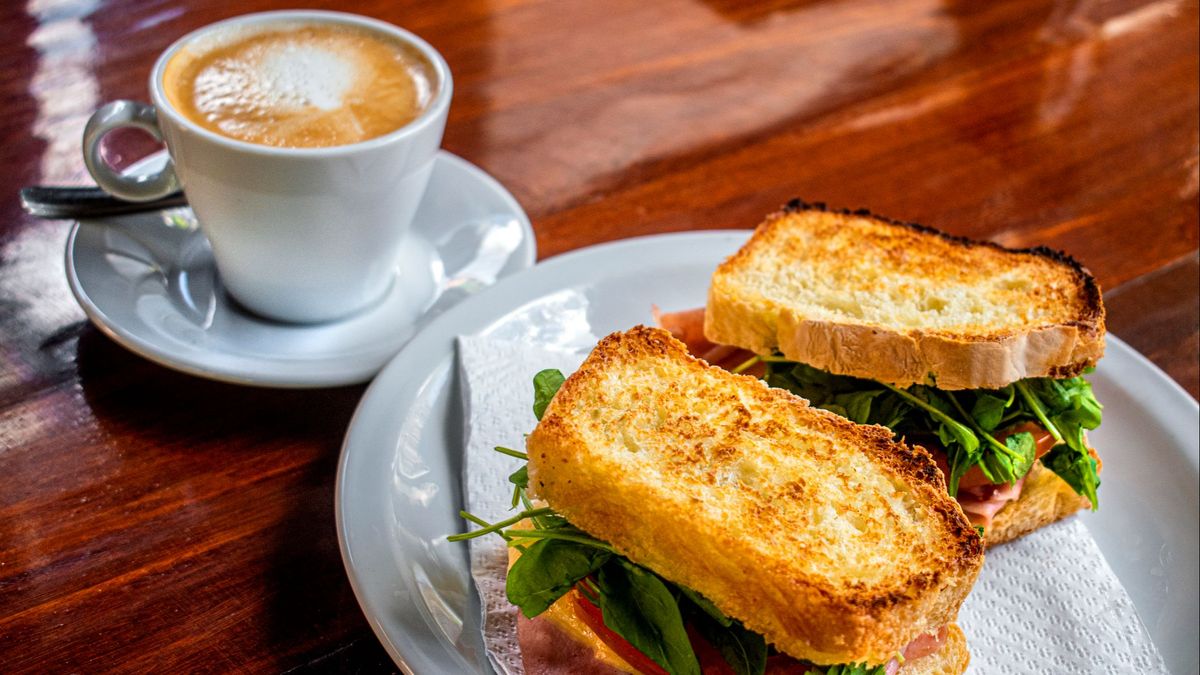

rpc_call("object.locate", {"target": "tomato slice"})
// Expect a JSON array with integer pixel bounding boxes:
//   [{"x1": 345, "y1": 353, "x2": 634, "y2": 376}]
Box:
[
  {"x1": 764, "y1": 654, "x2": 817, "y2": 673},
  {"x1": 688, "y1": 624, "x2": 745, "y2": 675},
  {"x1": 571, "y1": 585, "x2": 933, "y2": 675},
  {"x1": 573, "y1": 590, "x2": 670, "y2": 675},
  {"x1": 571, "y1": 589, "x2": 748, "y2": 675},
  {"x1": 930, "y1": 422, "x2": 1056, "y2": 489}
]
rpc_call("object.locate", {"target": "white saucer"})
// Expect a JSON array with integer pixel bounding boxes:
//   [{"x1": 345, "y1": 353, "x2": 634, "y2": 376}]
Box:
[{"x1": 65, "y1": 150, "x2": 536, "y2": 388}]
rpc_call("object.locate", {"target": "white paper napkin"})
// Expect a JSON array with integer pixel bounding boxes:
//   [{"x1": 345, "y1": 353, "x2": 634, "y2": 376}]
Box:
[
  {"x1": 457, "y1": 334, "x2": 1168, "y2": 674},
  {"x1": 459, "y1": 336, "x2": 586, "y2": 675},
  {"x1": 958, "y1": 517, "x2": 1167, "y2": 673}
]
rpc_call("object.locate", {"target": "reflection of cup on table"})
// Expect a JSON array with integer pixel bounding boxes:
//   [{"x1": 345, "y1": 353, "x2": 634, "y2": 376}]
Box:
[{"x1": 82, "y1": 10, "x2": 452, "y2": 323}]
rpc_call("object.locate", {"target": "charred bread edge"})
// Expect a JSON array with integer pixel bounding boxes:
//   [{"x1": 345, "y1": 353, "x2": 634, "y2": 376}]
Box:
[
  {"x1": 711, "y1": 199, "x2": 1106, "y2": 386},
  {"x1": 775, "y1": 198, "x2": 1105, "y2": 334},
  {"x1": 529, "y1": 326, "x2": 984, "y2": 663}
]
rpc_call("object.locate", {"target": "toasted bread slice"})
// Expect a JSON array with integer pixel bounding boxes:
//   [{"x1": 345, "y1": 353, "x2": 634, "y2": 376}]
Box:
[
  {"x1": 704, "y1": 200, "x2": 1106, "y2": 390},
  {"x1": 526, "y1": 326, "x2": 984, "y2": 666}
]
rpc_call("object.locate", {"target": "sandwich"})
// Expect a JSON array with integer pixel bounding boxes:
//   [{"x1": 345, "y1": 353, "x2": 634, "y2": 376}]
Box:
[
  {"x1": 687, "y1": 200, "x2": 1104, "y2": 545},
  {"x1": 453, "y1": 326, "x2": 984, "y2": 674}
]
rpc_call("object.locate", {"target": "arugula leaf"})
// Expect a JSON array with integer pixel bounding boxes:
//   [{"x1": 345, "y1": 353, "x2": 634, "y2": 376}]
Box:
[
  {"x1": 979, "y1": 444, "x2": 1013, "y2": 486},
  {"x1": 1056, "y1": 405, "x2": 1102, "y2": 443},
  {"x1": 1042, "y1": 445, "x2": 1100, "y2": 508},
  {"x1": 766, "y1": 358, "x2": 1103, "y2": 502},
  {"x1": 1062, "y1": 377, "x2": 1103, "y2": 422},
  {"x1": 1005, "y1": 431, "x2": 1036, "y2": 481},
  {"x1": 831, "y1": 390, "x2": 885, "y2": 425},
  {"x1": 1016, "y1": 377, "x2": 1102, "y2": 507},
  {"x1": 506, "y1": 539, "x2": 611, "y2": 618},
  {"x1": 970, "y1": 393, "x2": 1009, "y2": 431},
  {"x1": 1014, "y1": 380, "x2": 1066, "y2": 444},
  {"x1": 766, "y1": 362, "x2": 911, "y2": 428},
  {"x1": 891, "y1": 385, "x2": 980, "y2": 495},
  {"x1": 532, "y1": 369, "x2": 566, "y2": 420},
  {"x1": 819, "y1": 664, "x2": 887, "y2": 675},
  {"x1": 688, "y1": 607, "x2": 766, "y2": 675},
  {"x1": 677, "y1": 585, "x2": 731, "y2": 627},
  {"x1": 871, "y1": 393, "x2": 912, "y2": 430},
  {"x1": 508, "y1": 465, "x2": 530, "y2": 508},
  {"x1": 596, "y1": 560, "x2": 700, "y2": 675},
  {"x1": 820, "y1": 403, "x2": 850, "y2": 418},
  {"x1": 1025, "y1": 377, "x2": 1071, "y2": 412},
  {"x1": 783, "y1": 361, "x2": 843, "y2": 391}
]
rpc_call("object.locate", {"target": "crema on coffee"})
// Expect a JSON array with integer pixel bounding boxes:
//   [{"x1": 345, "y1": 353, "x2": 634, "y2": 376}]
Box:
[{"x1": 163, "y1": 23, "x2": 436, "y2": 148}]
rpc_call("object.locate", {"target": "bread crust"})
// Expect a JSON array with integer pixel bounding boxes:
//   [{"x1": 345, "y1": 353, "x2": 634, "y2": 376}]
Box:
[
  {"x1": 705, "y1": 200, "x2": 1106, "y2": 390},
  {"x1": 526, "y1": 327, "x2": 984, "y2": 666}
]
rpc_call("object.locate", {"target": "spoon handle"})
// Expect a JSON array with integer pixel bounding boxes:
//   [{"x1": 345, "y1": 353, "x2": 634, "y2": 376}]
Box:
[{"x1": 20, "y1": 186, "x2": 187, "y2": 219}]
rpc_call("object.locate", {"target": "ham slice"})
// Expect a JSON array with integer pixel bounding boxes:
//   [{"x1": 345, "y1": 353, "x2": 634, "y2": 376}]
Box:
[
  {"x1": 654, "y1": 306, "x2": 757, "y2": 372},
  {"x1": 877, "y1": 626, "x2": 949, "y2": 675},
  {"x1": 524, "y1": 584, "x2": 952, "y2": 674},
  {"x1": 956, "y1": 476, "x2": 1027, "y2": 530}
]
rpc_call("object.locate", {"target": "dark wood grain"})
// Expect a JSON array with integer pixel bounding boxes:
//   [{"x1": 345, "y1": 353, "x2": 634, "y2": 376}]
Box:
[
  {"x1": 0, "y1": 0, "x2": 1195, "y2": 672},
  {"x1": 1105, "y1": 252, "x2": 1200, "y2": 399}
]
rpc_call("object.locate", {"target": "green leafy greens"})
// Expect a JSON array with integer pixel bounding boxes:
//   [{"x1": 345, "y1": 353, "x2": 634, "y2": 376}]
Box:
[
  {"x1": 449, "y1": 369, "x2": 884, "y2": 675},
  {"x1": 595, "y1": 560, "x2": 700, "y2": 674},
  {"x1": 820, "y1": 664, "x2": 888, "y2": 675},
  {"x1": 763, "y1": 360, "x2": 1100, "y2": 506},
  {"x1": 506, "y1": 538, "x2": 611, "y2": 617},
  {"x1": 532, "y1": 368, "x2": 566, "y2": 420}
]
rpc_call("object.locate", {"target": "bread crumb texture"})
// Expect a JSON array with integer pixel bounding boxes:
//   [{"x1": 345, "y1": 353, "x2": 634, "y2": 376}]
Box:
[
  {"x1": 705, "y1": 201, "x2": 1106, "y2": 389},
  {"x1": 527, "y1": 326, "x2": 983, "y2": 665}
]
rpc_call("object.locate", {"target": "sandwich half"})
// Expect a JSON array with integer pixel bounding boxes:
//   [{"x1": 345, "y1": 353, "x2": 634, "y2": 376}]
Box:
[
  {"x1": 455, "y1": 326, "x2": 984, "y2": 674},
  {"x1": 700, "y1": 200, "x2": 1104, "y2": 544}
]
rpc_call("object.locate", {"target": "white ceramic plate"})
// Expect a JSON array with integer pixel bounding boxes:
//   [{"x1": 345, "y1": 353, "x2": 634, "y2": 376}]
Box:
[
  {"x1": 336, "y1": 231, "x2": 1200, "y2": 674},
  {"x1": 65, "y1": 151, "x2": 536, "y2": 388}
]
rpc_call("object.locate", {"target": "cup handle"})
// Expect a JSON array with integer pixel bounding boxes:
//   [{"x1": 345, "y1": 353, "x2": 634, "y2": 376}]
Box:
[{"x1": 82, "y1": 100, "x2": 181, "y2": 203}]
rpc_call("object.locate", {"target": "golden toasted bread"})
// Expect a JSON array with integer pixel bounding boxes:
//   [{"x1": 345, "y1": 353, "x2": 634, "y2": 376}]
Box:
[
  {"x1": 704, "y1": 200, "x2": 1106, "y2": 390},
  {"x1": 526, "y1": 326, "x2": 984, "y2": 666}
]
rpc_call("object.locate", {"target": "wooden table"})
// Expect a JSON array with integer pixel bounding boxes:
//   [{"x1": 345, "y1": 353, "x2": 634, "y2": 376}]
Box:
[{"x1": 1, "y1": 0, "x2": 1196, "y2": 671}]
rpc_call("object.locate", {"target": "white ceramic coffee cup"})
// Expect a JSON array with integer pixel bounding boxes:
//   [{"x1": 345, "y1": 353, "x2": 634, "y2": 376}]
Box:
[{"x1": 82, "y1": 11, "x2": 452, "y2": 323}]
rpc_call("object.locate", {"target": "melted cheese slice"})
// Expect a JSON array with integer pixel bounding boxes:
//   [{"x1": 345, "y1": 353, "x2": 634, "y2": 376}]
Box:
[
  {"x1": 539, "y1": 592, "x2": 639, "y2": 673},
  {"x1": 507, "y1": 544, "x2": 638, "y2": 673}
]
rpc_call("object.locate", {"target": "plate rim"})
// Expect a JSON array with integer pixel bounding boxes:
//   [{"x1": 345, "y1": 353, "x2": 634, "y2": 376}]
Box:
[
  {"x1": 64, "y1": 150, "x2": 537, "y2": 389},
  {"x1": 335, "y1": 229, "x2": 1199, "y2": 673}
]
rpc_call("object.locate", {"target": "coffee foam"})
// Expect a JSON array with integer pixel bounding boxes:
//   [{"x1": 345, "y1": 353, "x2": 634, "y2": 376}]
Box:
[
  {"x1": 252, "y1": 43, "x2": 356, "y2": 111},
  {"x1": 164, "y1": 23, "x2": 435, "y2": 148}
]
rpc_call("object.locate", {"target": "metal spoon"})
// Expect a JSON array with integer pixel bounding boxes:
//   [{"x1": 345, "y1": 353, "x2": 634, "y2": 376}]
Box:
[{"x1": 20, "y1": 186, "x2": 187, "y2": 219}]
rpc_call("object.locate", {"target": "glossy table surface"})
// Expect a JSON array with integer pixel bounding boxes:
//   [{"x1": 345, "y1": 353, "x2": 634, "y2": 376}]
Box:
[{"x1": 0, "y1": 0, "x2": 1196, "y2": 672}]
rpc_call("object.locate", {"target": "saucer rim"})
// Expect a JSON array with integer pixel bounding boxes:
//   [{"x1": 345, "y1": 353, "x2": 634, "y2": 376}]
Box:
[{"x1": 64, "y1": 150, "x2": 537, "y2": 389}]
